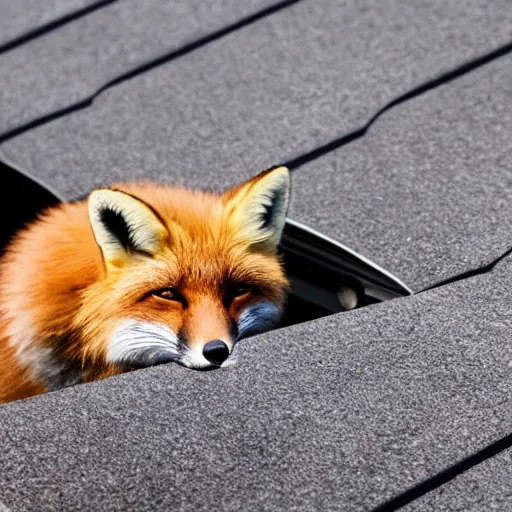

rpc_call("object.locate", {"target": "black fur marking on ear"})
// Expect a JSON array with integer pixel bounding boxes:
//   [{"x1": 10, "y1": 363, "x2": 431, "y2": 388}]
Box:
[
  {"x1": 261, "y1": 188, "x2": 286, "y2": 229},
  {"x1": 100, "y1": 207, "x2": 135, "y2": 251}
]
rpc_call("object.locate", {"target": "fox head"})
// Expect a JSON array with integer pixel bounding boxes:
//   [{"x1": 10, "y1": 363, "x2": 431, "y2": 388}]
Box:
[{"x1": 76, "y1": 166, "x2": 291, "y2": 371}]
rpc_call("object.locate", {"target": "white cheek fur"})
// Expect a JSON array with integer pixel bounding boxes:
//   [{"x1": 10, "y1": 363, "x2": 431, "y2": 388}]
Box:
[
  {"x1": 179, "y1": 348, "x2": 214, "y2": 369},
  {"x1": 107, "y1": 320, "x2": 180, "y2": 364},
  {"x1": 7, "y1": 315, "x2": 82, "y2": 390}
]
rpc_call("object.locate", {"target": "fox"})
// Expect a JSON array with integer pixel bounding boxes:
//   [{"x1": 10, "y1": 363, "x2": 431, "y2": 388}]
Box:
[{"x1": 0, "y1": 166, "x2": 291, "y2": 405}]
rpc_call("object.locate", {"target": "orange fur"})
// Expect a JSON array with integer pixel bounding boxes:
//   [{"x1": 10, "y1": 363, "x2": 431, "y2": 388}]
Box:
[{"x1": 0, "y1": 169, "x2": 290, "y2": 404}]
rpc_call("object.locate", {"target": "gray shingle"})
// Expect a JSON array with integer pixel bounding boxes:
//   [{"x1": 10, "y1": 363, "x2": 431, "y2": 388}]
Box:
[
  {"x1": 1, "y1": 256, "x2": 511, "y2": 511},
  {"x1": 2, "y1": 0, "x2": 512, "y2": 144},
  {"x1": 0, "y1": 0, "x2": 100, "y2": 46},
  {"x1": 289, "y1": 53, "x2": 512, "y2": 291},
  {"x1": 403, "y1": 449, "x2": 512, "y2": 512},
  {"x1": 0, "y1": 0, "x2": 288, "y2": 135}
]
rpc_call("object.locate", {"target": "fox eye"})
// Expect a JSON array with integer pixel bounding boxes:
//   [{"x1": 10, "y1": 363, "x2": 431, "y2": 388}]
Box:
[
  {"x1": 232, "y1": 286, "x2": 252, "y2": 297},
  {"x1": 225, "y1": 284, "x2": 256, "y2": 305},
  {"x1": 152, "y1": 288, "x2": 178, "y2": 301}
]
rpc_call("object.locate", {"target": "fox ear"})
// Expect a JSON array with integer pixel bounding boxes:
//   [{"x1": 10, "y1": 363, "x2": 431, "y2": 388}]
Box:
[
  {"x1": 224, "y1": 166, "x2": 290, "y2": 250},
  {"x1": 88, "y1": 188, "x2": 168, "y2": 269}
]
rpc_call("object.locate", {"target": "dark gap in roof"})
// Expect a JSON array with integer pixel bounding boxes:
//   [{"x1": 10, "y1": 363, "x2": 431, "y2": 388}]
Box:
[
  {"x1": 284, "y1": 39, "x2": 512, "y2": 170},
  {"x1": 0, "y1": 157, "x2": 60, "y2": 253},
  {"x1": 371, "y1": 431, "x2": 512, "y2": 511},
  {"x1": 0, "y1": 0, "x2": 118, "y2": 55},
  {"x1": 0, "y1": 0, "x2": 303, "y2": 144}
]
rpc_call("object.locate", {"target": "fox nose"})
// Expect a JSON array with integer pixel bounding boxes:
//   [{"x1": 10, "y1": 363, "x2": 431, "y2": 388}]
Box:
[{"x1": 202, "y1": 339, "x2": 230, "y2": 365}]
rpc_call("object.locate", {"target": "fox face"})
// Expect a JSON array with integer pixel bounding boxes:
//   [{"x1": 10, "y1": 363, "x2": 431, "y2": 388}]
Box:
[
  {"x1": 76, "y1": 166, "x2": 291, "y2": 372},
  {"x1": 0, "y1": 166, "x2": 292, "y2": 402}
]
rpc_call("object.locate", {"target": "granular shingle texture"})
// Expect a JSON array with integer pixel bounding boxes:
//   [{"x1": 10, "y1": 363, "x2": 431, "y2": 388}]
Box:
[
  {"x1": 0, "y1": 0, "x2": 101, "y2": 46},
  {"x1": 1, "y1": 256, "x2": 512, "y2": 511},
  {"x1": 3, "y1": 0, "x2": 512, "y2": 160},
  {"x1": 289, "y1": 53, "x2": 512, "y2": 291},
  {"x1": 403, "y1": 448, "x2": 512, "y2": 512},
  {"x1": 0, "y1": 0, "x2": 283, "y2": 135},
  {"x1": 1, "y1": 1, "x2": 512, "y2": 509}
]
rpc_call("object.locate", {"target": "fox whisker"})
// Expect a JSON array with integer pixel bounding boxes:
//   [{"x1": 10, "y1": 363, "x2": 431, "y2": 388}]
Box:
[{"x1": 107, "y1": 320, "x2": 179, "y2": 364}]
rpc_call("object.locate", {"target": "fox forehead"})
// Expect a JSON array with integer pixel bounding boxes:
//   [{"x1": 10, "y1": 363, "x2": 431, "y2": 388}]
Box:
[
  {"x1": 111, "y1": 181, "x2": 231, "y2": 233},
  {"x1": 109, "y1": 243, "x2": 285, "y2": 302},
  {"x1": 106, "y1": 182, "x2": 286, "y2": 287}
]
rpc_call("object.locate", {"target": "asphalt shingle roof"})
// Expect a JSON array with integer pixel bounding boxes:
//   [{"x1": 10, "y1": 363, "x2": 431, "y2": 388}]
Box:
[
  {"x1": 1, "y1": 1, "x2": 512, "y2": 510},
  {"x1": 404, "y1": 447, "x2": 512, "y2": 512},
  {"x1": 0, "y1": 0, "x2": 103, "y2": 47},
  {"x1": 3, "y1": 0, "x2": 512, "y2": 151},
  {"x1": 290, "y1": 53, "x2": 512, "y2": 290},
  {"x1": 0, "y1": 0, "x2": 284, "y2": 135}
]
